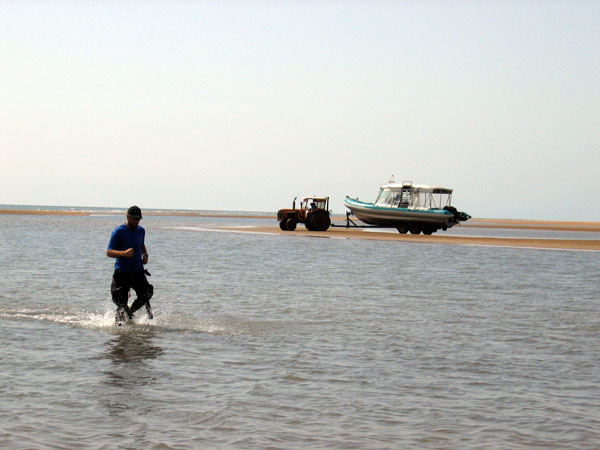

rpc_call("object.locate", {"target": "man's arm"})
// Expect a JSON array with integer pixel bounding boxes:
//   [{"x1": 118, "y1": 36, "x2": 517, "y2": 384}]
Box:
[
  {"x1": 106, "y1": 248, "x2": 135, "y2": 258},
  {"x1": 141, "y1": 244, "x2": 148, "y2": 264}
]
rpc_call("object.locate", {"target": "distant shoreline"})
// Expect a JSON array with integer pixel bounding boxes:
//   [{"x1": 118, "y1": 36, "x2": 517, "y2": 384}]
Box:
[
  {"x1": 0, "y1": 209, "x2": 91, "y2": 216},
  {"x1": 1, "y1": 209, "x2": 598, "y2": 232},
  {"x1": 0, "y1": 209, "x2": 273, "y2": 219}
]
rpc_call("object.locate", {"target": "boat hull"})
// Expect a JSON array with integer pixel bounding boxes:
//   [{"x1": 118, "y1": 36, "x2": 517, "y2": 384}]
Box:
[{"x1": 343, "y1": 197, "x2": 460, "y2": 230}]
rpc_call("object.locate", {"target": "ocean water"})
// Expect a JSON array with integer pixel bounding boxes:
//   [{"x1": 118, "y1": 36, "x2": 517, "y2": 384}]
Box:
[{"x1": 1, "y1": 212, "x2": 599, "y2": 449}]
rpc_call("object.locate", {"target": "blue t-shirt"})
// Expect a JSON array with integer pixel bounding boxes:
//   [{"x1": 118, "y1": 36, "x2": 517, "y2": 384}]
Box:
[{"x1": 107, "y1": 224, "x2": 145, "y2": 274}]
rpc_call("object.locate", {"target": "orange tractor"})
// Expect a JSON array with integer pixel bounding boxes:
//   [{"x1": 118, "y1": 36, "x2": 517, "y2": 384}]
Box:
[{"x1": 277, "y1": 197, "x2": 331, "y2": 231}]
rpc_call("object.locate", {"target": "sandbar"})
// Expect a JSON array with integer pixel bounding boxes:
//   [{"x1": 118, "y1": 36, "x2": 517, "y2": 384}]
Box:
[
  {"x1": 2, "y1": 208, "x2": 599, "y2": 245},
  {"x1": 465, "y1": 219, "x2": 600, "y2": 233},
  {"x1": 1, "y1": 209, "x2": 598, "y2": 228},
  {"x1": 220, "y1": 226, "x2": 600, "y2": 251}
]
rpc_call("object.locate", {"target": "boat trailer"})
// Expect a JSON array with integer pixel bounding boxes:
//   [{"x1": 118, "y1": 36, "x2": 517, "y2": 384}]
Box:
[
  {"x1": 331, "y1": 212, "x2": 459, "y2": 235},
  {"x1": 331, "y1": 212, "x2": 379, "y2": 229}
]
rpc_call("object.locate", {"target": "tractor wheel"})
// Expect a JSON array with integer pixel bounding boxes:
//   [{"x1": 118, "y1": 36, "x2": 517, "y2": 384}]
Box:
[
  {"x1": 397, "y1": 226, "x2": 408, "y2": 234},
  {"x1": 286, "y1": 218, "x2": 297, "y2": 231},
  {"x1": 279, "y1": 220, "x2": 287, "y2": 231},
  {"x1": 309, "y1": 211, "x2": 331, "y2": 231}
]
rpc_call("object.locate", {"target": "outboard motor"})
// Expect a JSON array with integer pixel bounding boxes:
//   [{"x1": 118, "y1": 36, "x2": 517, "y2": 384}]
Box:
[{"x1": 444, "y1": 206, "x2": 471, "y2": 223}]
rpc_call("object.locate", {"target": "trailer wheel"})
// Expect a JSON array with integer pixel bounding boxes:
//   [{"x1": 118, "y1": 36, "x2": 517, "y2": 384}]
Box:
[
  {"x1": 423, "y1": 227, "x2": 434, "y2": 235},
  {"x1": 397, "y1": 226, "x2": 408, "y2": 234},
  {"x1": 286, "y1": 218, "x2": 297, "y2": 231},
  {"x1": 279, "y1": 220, "x2": 287, "y2": 231},
  {"x1": 310, "y1": 211, "x2": 331, "y2": 231},
  {"x1": 409, "y1": 226, "x2": 421, "y2": 234}
]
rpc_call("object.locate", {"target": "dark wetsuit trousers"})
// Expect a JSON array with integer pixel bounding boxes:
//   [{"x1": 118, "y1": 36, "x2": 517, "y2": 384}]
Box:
[{"x1": 111, "y1": 270, "x2": 154, "y2": 315}]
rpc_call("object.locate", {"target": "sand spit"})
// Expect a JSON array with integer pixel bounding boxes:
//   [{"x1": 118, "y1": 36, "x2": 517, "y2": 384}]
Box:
[
  {"x1": 2, "y1": 209, "x2": 598, "y2": 234},
  {"x1": 465, "y1": 219, "x2": 600, "y2": 233},
  {"x1": 2, "y1": 208, "x2": 598, "y2": 249},
  {"x1": 220, "y1": 226, "x2": 600, "y2": 251}
]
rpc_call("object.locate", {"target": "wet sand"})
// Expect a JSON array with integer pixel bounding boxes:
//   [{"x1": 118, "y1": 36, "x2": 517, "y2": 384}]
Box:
[
  {"x1": 221, "y1": 226, "x2": 600, "y2": 251},
  {"x1": 464, "y1": 219, "x2": 600, "y2": 233}
]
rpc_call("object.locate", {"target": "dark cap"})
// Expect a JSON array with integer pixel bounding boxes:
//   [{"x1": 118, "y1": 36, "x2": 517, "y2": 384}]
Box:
[{"x1": 127, "y1": 205, "x2": 142, "y2": 219}]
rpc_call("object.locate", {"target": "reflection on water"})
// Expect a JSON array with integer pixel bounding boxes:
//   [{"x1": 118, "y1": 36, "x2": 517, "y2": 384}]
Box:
[
  {"x1": 105, "y1": 327, "x2": 163, "y2": 366},
  {"x1": 102, "y1": 327, "x2": 164, "y2": 418}
]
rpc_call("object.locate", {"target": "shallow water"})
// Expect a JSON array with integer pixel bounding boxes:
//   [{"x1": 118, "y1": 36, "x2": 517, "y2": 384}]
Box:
[{"x1": 1, "y1": 213, "x2": 599, "y2": 448}]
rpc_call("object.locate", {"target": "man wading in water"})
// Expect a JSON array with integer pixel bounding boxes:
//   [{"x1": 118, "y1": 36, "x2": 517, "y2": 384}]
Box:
[{"x1": 106, "y1": 205, "x2": 154, "y2": 325}]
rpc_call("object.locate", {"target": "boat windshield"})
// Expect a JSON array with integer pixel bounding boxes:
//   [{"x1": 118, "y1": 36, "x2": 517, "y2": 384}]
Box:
[{"x1": 374, "y1": 189, "x2": 397, "y2": 207}]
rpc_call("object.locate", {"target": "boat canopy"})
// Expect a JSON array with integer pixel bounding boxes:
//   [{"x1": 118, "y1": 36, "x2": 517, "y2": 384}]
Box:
[
  {"x1": 375, "y1": 183, "x2": 453, "y2": 210},
  {"x1": 379, "y1": 183, "x2": 453, "y2": 194}
]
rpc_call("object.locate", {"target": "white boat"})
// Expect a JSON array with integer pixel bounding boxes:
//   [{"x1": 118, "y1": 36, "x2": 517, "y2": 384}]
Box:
[{"x1": 344, "y1": 179, "x2": 471, "y2": 234}]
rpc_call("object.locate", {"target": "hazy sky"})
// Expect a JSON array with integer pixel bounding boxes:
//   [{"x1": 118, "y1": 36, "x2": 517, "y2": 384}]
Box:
[{"x1": 2, "y1": 1, "x2": 598, "y2": 220}]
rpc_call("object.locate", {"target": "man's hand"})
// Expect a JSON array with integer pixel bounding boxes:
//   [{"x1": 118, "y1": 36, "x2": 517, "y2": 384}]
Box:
[
  {"x1": 142, "y1": 253, "x2": 149, "y2": 264},
  {"x1": 106, "y1": 248, "x2": 135, "y2": 258}
]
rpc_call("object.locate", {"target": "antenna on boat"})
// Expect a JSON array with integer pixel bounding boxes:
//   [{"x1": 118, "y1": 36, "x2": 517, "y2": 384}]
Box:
[{"x1": 389, "y1": 175, "x2": 395, "y2": 184}]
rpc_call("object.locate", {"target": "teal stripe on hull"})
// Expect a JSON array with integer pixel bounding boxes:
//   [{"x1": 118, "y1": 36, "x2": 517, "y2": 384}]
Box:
[
  {"x1": 343, "y1": 197, "x2": 456, "y2": 227},
  {"x1": 344, "y1": 198, "x2": 452, "y2": 216}
]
